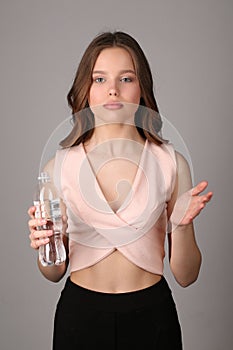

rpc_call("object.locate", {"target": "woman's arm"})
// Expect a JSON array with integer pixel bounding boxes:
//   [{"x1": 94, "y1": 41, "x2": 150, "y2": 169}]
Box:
[{"x1": 167, "y1": 152, "x2": 213, "y2": 287}]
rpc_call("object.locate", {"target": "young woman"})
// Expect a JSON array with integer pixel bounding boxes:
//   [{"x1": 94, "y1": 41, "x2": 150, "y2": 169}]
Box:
[{"x1": 28, "y1": 31, "x2": 213, "y2": 349}]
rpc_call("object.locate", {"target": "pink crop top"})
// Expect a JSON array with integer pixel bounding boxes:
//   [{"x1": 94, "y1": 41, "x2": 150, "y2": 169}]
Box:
[{"x1": 53, "y1": 139, "x2": 177, "y2": 275}]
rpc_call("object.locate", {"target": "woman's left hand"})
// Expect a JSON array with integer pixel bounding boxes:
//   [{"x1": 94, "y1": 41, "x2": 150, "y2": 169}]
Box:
[{"x1": 170, "y1": 181, "x2": 213, "y2": 228}]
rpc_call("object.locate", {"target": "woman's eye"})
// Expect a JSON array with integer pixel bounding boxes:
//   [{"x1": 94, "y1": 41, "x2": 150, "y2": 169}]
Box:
[
  {"x1": 120, "y1": 77, "x2": 133, "y2": 83},
  {"x1": 94, "y1": 77, "x2": 105, "y2": 83}
]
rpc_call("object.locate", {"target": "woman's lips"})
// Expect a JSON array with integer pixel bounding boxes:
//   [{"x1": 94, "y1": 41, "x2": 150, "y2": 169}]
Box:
[{"x1": 103, "y1": 102, "x2": 124, "y2": 110}]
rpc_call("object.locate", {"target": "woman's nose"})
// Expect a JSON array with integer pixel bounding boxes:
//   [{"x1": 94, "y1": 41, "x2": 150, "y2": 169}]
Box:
[
  {"x1": 108, "y1": 81, "x2": 119, "y2": 96},
  {"x1": 109, "y1": 89, "x2": 118, "y2": 96}
]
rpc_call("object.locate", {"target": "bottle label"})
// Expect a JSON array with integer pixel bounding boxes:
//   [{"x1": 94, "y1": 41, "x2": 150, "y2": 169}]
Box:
[{"x1": 50, "y1": 199, "x2": 61, "y2": 219}]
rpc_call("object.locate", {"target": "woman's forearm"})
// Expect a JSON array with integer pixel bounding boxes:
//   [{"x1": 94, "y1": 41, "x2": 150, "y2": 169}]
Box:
[{"x1": 169, "y1": 223, "x2": 202, "y2": 287}]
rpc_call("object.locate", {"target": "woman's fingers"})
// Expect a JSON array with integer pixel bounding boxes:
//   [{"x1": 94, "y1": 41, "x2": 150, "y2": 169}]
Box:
[
  {"x1": 170, "y1": 181, "x2": 213, "y2": 229},
  {"x1": 30, "y1": 235, "x2": 50, "y2": 249},
  {"x1": 191, "y1": 181, "x2": 208, "y2": 196},
  {"x1": 187, "y1": 189, "x2": 213, "y2": 221},
  {"x1": 202, "y1": 191, "x2": 213, "y2": 203},
  {"x1": 28, "y1": 206, "x2": 67, "y2": 250},
  {"x1": 28, "y1": 207, "x2": 54, "y2": 250},
  {"x1": 191, "y1": 181, "x2": 213, "y2": 212},
  {"x1": 191, "y1": 181, "x2": 213, "y2": 199},
  {"x1": 28, "y1": 206, "x2": 36, "y2": 219},
  {"x1": 32, "y1": 228, "x2": 53, "y2": 240},
  {"x1": 29, "y1": 228, "x2": 53, "y2": 249},
  {"x1": 28, "y1": 218, "x2": 46, "y2": 230}
]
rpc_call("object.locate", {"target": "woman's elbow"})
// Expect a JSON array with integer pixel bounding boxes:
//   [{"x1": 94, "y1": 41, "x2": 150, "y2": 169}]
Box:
[
  {"x1": 175, "y1": 275, "x2": 199, "y2": 288},
  {"x1": 171, "y1": 262, "x2": 201, "y2": 288}
]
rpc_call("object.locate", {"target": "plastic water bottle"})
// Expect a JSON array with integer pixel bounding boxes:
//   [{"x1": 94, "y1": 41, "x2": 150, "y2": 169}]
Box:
[{"x1": 33, "y1": 172, "x2": 66, "y2": 266}]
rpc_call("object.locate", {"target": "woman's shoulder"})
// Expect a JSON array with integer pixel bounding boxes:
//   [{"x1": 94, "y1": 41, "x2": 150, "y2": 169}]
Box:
[
  {"x1": 174, "y1": 150, "x2": 193, "y2": 191},
  {"x1": 149, "y1": 140, "x2": 177, "y2": 164},
  {"x1": 174, "y1": 150, "x2": 191, "y2": 174},
  {"x1": 43, "y1": 157, "x2": 55, "y2": 179},
  {"x1": 41, "y1": 146, "x2": 72, "y2": 179}
]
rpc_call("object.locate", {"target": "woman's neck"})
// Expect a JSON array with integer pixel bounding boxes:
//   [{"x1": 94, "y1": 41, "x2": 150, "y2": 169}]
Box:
[{"x1": 89, "y1": 124, "x2": 144, "y2": 145}]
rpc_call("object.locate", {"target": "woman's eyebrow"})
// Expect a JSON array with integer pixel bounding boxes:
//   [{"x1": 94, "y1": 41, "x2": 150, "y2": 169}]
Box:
[
  {"x1": 92, "y1": 70, "x2": 106, "y2": 75},
  {"x1": 92, "y1": 69, "x2": 136, "y2": 75},
  {"x1": 119, "y1": 70, "x2": 136, "y2": 75}
]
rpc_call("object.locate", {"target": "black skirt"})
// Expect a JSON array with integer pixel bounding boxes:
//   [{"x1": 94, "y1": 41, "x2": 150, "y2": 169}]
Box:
[{"x1": 53, "y1": 276, "x2": 182, "y2": 349}]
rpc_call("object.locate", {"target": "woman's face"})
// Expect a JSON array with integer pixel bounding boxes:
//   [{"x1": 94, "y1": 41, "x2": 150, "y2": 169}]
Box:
[{"x1": 88, "y1": 47, "x2": 141, "y2": 109}]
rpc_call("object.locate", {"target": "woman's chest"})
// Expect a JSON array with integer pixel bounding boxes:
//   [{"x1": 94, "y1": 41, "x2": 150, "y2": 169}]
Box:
[{"x1": 89, "y1": 156, "x2": 141, "y2": 213}]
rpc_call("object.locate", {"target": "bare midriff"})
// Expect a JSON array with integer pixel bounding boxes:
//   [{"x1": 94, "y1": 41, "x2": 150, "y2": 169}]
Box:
[{"x1": 70, "y1": 250, "x2": 162, "y2": 293}]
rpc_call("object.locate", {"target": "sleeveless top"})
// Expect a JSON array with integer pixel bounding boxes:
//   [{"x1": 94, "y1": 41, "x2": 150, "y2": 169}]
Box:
[{"x1": 53, "y1": 139, "x2": 177, "y2": 275}]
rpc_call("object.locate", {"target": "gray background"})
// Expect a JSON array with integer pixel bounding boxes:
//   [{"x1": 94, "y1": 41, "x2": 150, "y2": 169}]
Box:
[{"x1": 0, "y1": 0, "x2": 232, "y2": 349}]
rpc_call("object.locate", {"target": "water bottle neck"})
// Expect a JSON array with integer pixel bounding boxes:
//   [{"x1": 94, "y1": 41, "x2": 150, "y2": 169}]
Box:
[{"x1": 38, "y1": 172, "x2": 51, "y2": 184}]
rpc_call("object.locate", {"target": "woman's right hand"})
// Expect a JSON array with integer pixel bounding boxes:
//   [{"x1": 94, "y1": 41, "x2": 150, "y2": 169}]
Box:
[{"x1": 28, "y1": 206, "x2": 53, "y2": 250}]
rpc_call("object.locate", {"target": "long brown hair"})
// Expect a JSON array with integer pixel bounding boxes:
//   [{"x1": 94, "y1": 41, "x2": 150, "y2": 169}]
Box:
[{"x1": 60, "y1": 31, "x2": 166, "y2": 148}]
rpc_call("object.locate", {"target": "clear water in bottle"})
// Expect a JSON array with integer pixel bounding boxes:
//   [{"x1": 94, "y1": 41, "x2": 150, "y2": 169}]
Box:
[{"x1": 33, "y1": 172, "x2": 66, "y2": 266}]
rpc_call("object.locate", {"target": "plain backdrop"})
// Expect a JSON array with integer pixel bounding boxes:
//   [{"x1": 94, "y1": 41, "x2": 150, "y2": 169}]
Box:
[{"x1": 1, "y1": 0, "x2": 232, "y2": 349}]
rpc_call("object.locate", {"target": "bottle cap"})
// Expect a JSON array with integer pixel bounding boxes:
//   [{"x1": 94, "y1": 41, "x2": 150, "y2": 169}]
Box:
[{"x1": 38, "y1": 172, "x2": 50, "y2": 181}]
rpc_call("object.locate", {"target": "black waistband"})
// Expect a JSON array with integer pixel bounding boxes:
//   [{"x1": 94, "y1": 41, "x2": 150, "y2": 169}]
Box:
[{"x1": 60, "y1": 276, "x2": 172, "y2": 312}]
